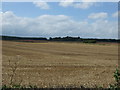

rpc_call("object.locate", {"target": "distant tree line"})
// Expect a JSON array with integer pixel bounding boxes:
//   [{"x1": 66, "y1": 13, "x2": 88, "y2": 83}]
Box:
[
  {"x1": 1, "y1": 36, "x2": 47, "y2": 41},
  {"x1": 49, "y1": 36, "x2": 119, "y2": 43},
  {"x1": 1, "y1": 35, "x2": 120, "y2": 43},
  {"x1": 49, "y1": 36, "x2": 81, "y2": 42}
]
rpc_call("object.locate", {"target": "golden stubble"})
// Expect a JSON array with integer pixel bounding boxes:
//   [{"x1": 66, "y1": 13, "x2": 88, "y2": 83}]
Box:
[{"x1": 2, "y1": 40, "x2": 118, "y2": 88}]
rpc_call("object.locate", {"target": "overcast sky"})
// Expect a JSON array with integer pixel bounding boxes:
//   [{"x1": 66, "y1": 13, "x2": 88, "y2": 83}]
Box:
[{"x1": 1, "y1": 2, "x2": 118, "y2": 39}]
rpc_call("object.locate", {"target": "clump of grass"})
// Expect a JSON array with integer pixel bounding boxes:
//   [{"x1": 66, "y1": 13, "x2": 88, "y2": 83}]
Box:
[
  {"x1": 109, "y1": 66, "x2": 120, "y2": 89},
  {"x1": 6, "y1": 55, "x2": 23, "y2": 87}
]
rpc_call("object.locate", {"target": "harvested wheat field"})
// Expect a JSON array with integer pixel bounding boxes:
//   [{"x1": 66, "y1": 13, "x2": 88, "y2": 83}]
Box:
[{"x1": 2, "y1": 40, "x2": 118, "y2": 88}]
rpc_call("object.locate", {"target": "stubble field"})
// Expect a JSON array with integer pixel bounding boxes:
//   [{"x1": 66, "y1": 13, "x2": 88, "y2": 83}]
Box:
[{"x1": 2, "y1": 40, "x2": 118, "y2": 88}]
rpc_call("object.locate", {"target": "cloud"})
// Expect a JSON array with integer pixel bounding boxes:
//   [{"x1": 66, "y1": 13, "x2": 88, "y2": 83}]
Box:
[
  {"x1": 1, "y1": 11, "x2": 118, "y2": 39},
  {"x1": 59, "y1": 0, "x2": 74, "y2": 7},
  {"x1": 33, "y1": 2, "x2": 50, "y2": 9},
  {"x1": 81, "y1": 0, "x2": 98, "y2": 2},
  {"x1": 74, "y1": 2, "x2": 94, "y2": 9},
  {"x1": 33, "y1": 1, "x2": 95, "y2": 10},
  {"x1": 112, "y1": 11, "x2": 120, "y2": 18},
  {"x1": 112, "y1": 11, "x2": 118, "y2": 18},
  {"x1": 88, "y1": 12, "x2": 108, "y2": 19},
  {"x1": 59, "y1": 1, "x2": 95, "y2": 9}
]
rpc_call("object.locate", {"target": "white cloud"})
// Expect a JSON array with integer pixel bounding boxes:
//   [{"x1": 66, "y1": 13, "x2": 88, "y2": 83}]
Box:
[
  {"x1": 33, "y1": 2, "x2": 50, "y2": 9},
  {"x1": 88, "y1": 12, "x2": 108, "y2": 19},
  {"x1": 59, "y1": 1, "x2": 95, "y2": 9},
  {"x1": 1, "y1": 11, "x2": 118, "y2": 39},
  {"x1": 59, "y1": 0, "x2": 74, "y2": 7},
  {"x1": 81, "y1": 0, "x2": 98, "y2": 2},
  {"x1": 33, "y1": 1, "x2": 95, "y2": 10},
  {"x1": 112, "y1": 11, "x2": 118, "y2": 18},
  {"x1": 74, "y1": 2, "x2": 94, "y2": 9},
  {"x1": 112, "y1": 11, "x2": 120, "y2": 18}
]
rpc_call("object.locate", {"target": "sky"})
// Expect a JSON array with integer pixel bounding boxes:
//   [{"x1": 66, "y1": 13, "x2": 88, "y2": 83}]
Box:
[{"x1": 0, "y1": 1, "x2": 119, "y2": 39}]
